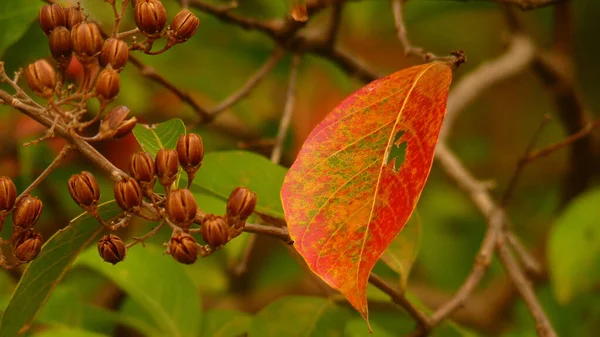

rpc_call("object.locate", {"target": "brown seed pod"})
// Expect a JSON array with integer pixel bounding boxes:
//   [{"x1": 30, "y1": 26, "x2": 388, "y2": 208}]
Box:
[
  {"x1": 39, "y1": 4, "x2": 66, "y2": 35},
  {"x1": 114, "y1": 177, "x2": 143, "y2": 212},
  {"x1": 176, "y1": 134, "x2": 203, "y2": 183},
  {"x1": 12, "y1": 195, "x2": 43, "y2": 229},
  {"x1": 97, "y1": 234, "x2": 126, "y2": 264},
  {"x1": 68, "y1": 171, "x2": 101, "y2": 210},
  {"x1": 95, "y1": 68, "x2": 120, "y2": 101},
  {"x1": 99, "y1": 38, "x2": 129, "y2": 71},
  {"x1": 25, "y1": 59, "x2": 57, "y2": 99},
  {"x1": 65, "y1": 6, "x2": 85, "y2": 30},
  {"x1": 170, "y1": 9, "x2": 200, "y2": 44},
  {"x1": 169, "y1": 232, "x2": 198, "y2": 264},
  {"x1": 129, "y1": 152, "x2": 156, "y2": 189},
  {"x1": 201, "y1": 214, "x2": 229, "y2": 247},
  {"x1": 13, "y1": 229, "x2": 44, "y2": 262},
  {"x1": 134, "y1": 0, "x2": 167, "y2": 38},
  {"x1": 0, "y1": 176, "x2": 17, "y2": 214},
  {"x1": 165, "y1": 189, "x2": 197, "y2": 229},
  {"x1": 226, "y1": 187, "x2": 257, "y2": 221},
  {"x1": 155, "y1": 148, "x2": 179, "y2": 189},
  {"x1": 71, "y1": 22, "x2": 104, "y2": 60},
  {"x1": 99, "y1": 105, "x2": 137, "y2": 139},
  {"x1": 48, "y1": 26, "x2": 72, "y2": 62}
]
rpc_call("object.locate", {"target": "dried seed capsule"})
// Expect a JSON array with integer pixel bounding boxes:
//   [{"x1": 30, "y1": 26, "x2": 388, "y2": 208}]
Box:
[
  {"x1": 114, "y1": 117, "x2": 138, "y2": 138},
  {"x1": 129, "y1": 152, "x2": 156, "y2": 188},
  {"x1": 165, "y1": 189, "x2": 197, "y2": 229},
  {"x1": 169, "y1": 232, "x2": 198, "y2": 264},
  {"x1": 155, "y1": 149, "x2": 179, "y2": 189},
  {"x1": 176, "y1": 134, "x2": 203, "y2": 182},
  {"x1": 97, "y1": 234, "x2": 126, "y2": 264},
  {"x1": 68, "y1": 171, "x2": 100, "y2": 210},
  {"x1": 13, "y1": 229, "x2": 43, "y2": 262},
  {"x1": 95, "y1": 68, "x2": 120, "y2": 101},
  {"x1": 99, "y1": 38, "x2": 129, "y2": 71},
  {"x1": 12, "y1": 195, "x2": 43, "y2": 229},
  {"x1": 65, "y1": 6, "x2": 85, "y2": 30},
  {"x1": 114, "y1": 177, "x2": 143, "y2": 212},
  {"x1": 201, "y1": 214, "x2": 229, "y2": 247},
  {"x1": 170, "y1": 9, "x2": 200, "y2": 43},
  {"x1": 226, "y1": 187, "x2": 257, "y2": 220},
  {"x1": 39, "y1": 4, "x2": 66, "y2": 35},
  {"x1": 71, "y1": 22, "x2": 104, "y2": 60},
  {"x1": 134, "y1": 0, "x2": 167, "y2": 38},
  {"x1": 25, "y1": 59, "x2": 57, "y2": 99},
  {"x1": 99, "y1": 105, "x2": 137, "y2": 139},
  {"x1": 0, "y1": 176, "x2": 17, "y2": 214},
  {"x1": 49, "y1": 26, "x2": 72, "y2": 61}
]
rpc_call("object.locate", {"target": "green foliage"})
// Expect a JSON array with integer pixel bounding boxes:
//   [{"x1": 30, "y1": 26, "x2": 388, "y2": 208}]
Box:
[
  {"x1": 32, "y1": 328, "x2": 110, "y2": 337},
  {"x1": 194, "y1": 151, "x2": 287, "y2": 218},
  {"x1": 132, "y1": 118, "x2": 187, "y2": 156},
  {"x1": 548, "y1": 188, "x2": 600, "y2": 303},
  {"x1": 0, "y1": 0, "x2": 39, "y2": 57},
  {"x1": 381, "y1": 213, "x2": 421, "y2": 291},
  {"x1": 76, "y1": 244, "x2": 202, "y2": 337},
  {"x1": 201, "y1": 309, "x2": 251, "y2": 337},
  {"x1": 0, "y1": 204, "x2": 113, "y2": 337},
  {"x1": 249, "y1": 296, "x2": 352, "y2": 337}
]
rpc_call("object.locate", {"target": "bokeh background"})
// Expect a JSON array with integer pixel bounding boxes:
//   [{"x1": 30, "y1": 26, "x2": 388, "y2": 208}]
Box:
[{"x1": 1, "y1": 0, "x2": 600, "y2": 336}]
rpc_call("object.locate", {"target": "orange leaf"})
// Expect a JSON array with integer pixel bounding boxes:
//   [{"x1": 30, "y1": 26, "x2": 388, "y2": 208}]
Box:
[{"x1": 280, "y1": 62, "x2": 452, "y2": 323}]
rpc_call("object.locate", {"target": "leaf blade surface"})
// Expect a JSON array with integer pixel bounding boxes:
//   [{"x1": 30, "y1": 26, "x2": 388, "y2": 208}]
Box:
[{"x1": 281, "y1": 62, "x2": 452, "y2": 319}]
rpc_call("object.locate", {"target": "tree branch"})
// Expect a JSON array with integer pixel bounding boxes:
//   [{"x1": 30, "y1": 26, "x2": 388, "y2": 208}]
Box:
[
  {"x1": 271, "y1": 54, "x2": 301, "y2": 163},
  {"x1": 208, "y1": 48, "x2": 285, "y2": 118},
  {"x1": 440, "y1": 35, "x2": 536, "y2": 142}
]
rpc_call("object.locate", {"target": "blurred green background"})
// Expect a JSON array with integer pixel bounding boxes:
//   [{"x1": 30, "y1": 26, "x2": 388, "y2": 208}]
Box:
[{"x1": 1, "y1": 0, "x2": 600, "y2": 336}]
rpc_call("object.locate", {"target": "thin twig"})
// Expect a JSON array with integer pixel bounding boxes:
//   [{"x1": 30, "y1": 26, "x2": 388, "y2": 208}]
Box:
[
  {"x1": 501, "y1": 115, "x2": 551, "y2": 207},
  {"x1": 440, "y1": 35, "x2": 536, "y2": 142},
  {"x1": 369, "y1": 273, "x2": 432, "y2": 330},
  {"x1": 271, "y1": 54, "x2": 301, "y2": 163},
  {"x1": 324, "y1": 3, "x2": 344, "y2": 47},
  {"x1": 497, "y1": 235, "x2": 557, "y2": 337},
  {"x1": 243, "y1": 223, "x2": 292, "y2": 243},
  {"x1": 208, "y1": 48, "x2": 285, "y2": 117},
  {"x1": 505, "y1": 231, "x2": 543, "y2": 277},
  {"x1": 128, "y1": 55, "x2": 212, "y2": 122},
  {"x1": 526, "y1": 116, "x2": 600, "y2": 162},
  {"x1": 16, "y1": 145, "x2": 73, "y2": 201},
  {"x1": 427, "y1": 208, "x2": 505, "y2": 328},
  {"x1": 391, "y1": 0, "x2": 458, "y2": 63}
]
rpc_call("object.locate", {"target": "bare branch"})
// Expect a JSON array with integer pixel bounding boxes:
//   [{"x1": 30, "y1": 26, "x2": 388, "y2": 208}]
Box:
[
  {"x1": 128, "y1": 55, "x2": 212, "y2": 122},
  {"x1": 209, "y1": 48, "x2": 285, "y2": 117},
  {"x1": 526, "y1": 117, "x2": 600, "y2": 162},
  {"x1": 440, "y1": 35, "x2": 536, "y2": 142},
  {"x1": 368, "y1": 273, "x2": 432, "y2": 330},
  {"x1": 497, "y1": 236, "x2": 557, "y2": 337},
  {"x1": 16, "y1": 145, "x2": 73, "y2": 201},
  {"x1": 501, "y1": 115, "x2": 551, "y2": 207},
  {"x1": 271, "y1": 54, "x2": 301, "y2": 163},
  {"x1": 391, "y1": 0, "x2": 460, "y2": 63}
]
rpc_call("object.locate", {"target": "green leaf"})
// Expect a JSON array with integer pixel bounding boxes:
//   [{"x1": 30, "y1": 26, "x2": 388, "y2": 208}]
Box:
[
  {"x1": 548, "y1": 188, "x2": 600, "y2": 303},
  {"x1": 0, "y1": 0, "x2": 39, "y2": 57},
  {"x1": 32, "y1": 328, "x2": 110, "y2": 337},
  {"x1": 0, "y1": 203, "x2": 117, "y2": 337},
  {"x1": 193, "y1": 151, "x2": 287, "y2": 218},
  {"x1": 381, "y1": 213, "x2": 421, "y2": 291},
  {"x1": 132, "y1": 118, "x2": 186, "y2": 157},
  {"x1": 76, "y1": 243, "x2": 201, "y2": 337},
  {"x1": 202, "y1": 309, "x2": 251, "y2": 337},
  {"x1": 249, "y1": 296, "x2": 352, "y2": 337}
]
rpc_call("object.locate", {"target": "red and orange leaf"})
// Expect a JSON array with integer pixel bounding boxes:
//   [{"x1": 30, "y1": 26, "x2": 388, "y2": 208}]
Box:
[{"x1": 280, "y1": 62, "x2": 453, "y2": 321}]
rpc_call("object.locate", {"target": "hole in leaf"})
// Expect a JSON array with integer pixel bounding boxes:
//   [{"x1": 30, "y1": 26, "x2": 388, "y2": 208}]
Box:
[{"x1": 386, "y1": 131, "x2": 407, "y2": 173}]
